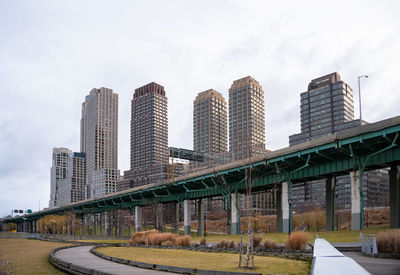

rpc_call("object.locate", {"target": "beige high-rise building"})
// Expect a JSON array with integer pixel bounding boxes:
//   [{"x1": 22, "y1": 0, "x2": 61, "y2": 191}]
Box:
[
  {"x1": 229, "y1": 76, "x2": 269, "y2": 214},
  {"x1": 229, "y1": 76, "x2": 265, "y2": 161},
  {"x1": 49, "y1": 147, "x2": 71, "y2": 208},
  {"x1": 193, "y1": 89, "x2": 228, "y2": 169},
  {"x1": 81, "y1": 87, "x2": 119, "y2": 198}
]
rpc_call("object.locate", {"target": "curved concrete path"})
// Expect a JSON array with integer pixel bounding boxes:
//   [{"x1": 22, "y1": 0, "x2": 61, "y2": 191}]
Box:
[{"x1": 54, "y1": 246, "x2": 175, "y2": 275}]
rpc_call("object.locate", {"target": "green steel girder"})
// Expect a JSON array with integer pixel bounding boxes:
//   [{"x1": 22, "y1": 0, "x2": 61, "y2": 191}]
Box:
[{"x1": 5, "y1": 122, "x2": 400, "y2": 223}]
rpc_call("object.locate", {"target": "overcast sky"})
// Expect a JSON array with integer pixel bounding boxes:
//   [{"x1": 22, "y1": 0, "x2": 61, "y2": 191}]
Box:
[{"x1": 1, "y1": 0, "x2": 399, "y2": 216}]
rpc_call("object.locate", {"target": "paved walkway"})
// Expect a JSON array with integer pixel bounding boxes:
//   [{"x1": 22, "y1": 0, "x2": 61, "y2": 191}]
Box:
[
  {"x1": 344, "y1": 252, "x2": 400, "y2": 275},
  {"x1": 54, "y1": 246, "x2": 174, "y2": 275}
]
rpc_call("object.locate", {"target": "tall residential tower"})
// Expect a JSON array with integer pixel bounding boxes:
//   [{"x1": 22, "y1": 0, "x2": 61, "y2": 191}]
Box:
[
  {"x1": 125, "y1": 82, "x2": 168, "y2": 187},
  {"x1": 81, "y1": 87, "x2": 119, "y2": 198},
  {"x1": 49, "y1": 147, "x2": 71, "y2": 207},
  {"x1": 229, "y1": 76, "x2": 266, "y2": 161},
  {"x1": 193, "y1": 89, "x2": 228, "y2": 168}
]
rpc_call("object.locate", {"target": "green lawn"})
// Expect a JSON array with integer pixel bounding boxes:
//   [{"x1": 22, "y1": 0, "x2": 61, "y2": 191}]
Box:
[
  {"x1": 192, "y1": 225, "x2": 389, "y2": 244},
  {"x1": 96, "y1": 246, "x2": 310, "y2": 275},
  {"x1": 0, "y1": 239, "x2": 69, "y2": 275}
]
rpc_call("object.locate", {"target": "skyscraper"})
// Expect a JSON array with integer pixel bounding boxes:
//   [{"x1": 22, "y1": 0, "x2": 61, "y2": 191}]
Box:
[
  {"x1": 81, "y1": 87, "x2": 119, "y2": 198},
  {"x1": 58, "y1": 152, "x2": 86, "y2": 206},
  {"x1": 193, "y1": 89, "x2": 228, "y2": 168},
  {"x1": 125, "y1": 82, "x2": 168, "y2": 187},
  {"x1": 229, "y1": 76, "x2": 265, "y2": 161},
  {"x1": 289, "y1": 72, "x2": 389, "y2": 210},
  {"x1": 49, "y1": 147, "x2": 71, "y2": 207},
  {"x1": 229, "y1": 76, "x2": 269, "y2": 214},
  {"x1": 289, "y1": 72, "x2": 361, "y2": 145}
]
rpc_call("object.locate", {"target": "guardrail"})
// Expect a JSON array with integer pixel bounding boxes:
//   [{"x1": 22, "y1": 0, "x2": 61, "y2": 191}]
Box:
[
  {"x1": 360, "y1": 233, "x2": 377, "y2": 256},
  {"x1": 311, "y1": 238, "x2": 370, "y2": 275}
]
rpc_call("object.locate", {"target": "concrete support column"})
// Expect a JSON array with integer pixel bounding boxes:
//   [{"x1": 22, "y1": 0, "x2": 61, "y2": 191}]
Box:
[
  {"x1": 135, "y1": 206, "x2": 142, "y2": 232},
  {"x1": 118, "y1": 211, "x2": 124, "y2": 236},
  {"x1": 184, "y1": 200, "x2": 191, "y2": 235},
  {"x1": 326, "y1": 177, "x2": 336, "y2": 231},
  {"x1": 88, "y1": 214, "x2": 93, "y2": 236},
  {"x1": 351, "y1": 170, "x2": 362, "y2": 230},
  {"x1": 100, "y1": 213, "x2": 104, "y2": 236},
  {"x1": 231, "y1": 193, "x2": 240, "y2": 235},
  {"x1": 174, "y1": 202, "x2": 180, "y2": 234},
  {"x1": 93, "y1": 213, "x2": 97, "y2": 236},
  {"x1": 157, "y1": 204, "x2": 164, "y2": 232},
  {"x1": 276, "y1": 182, "x2": 289, "y2": 233},
  {"x1": 390, "y1": 165, "x2": 400, "y2": 228},
  {"x1": 80, "y1": 215, "x2": 85, "y2": 236},
  {"x1": 197, "y1": 199, "x2": 204, "y2": 236}
]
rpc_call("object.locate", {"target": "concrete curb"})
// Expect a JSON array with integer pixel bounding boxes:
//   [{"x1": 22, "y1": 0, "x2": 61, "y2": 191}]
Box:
[{"x1": 91, "y1": 245, "x2": 262, "y2": 275}]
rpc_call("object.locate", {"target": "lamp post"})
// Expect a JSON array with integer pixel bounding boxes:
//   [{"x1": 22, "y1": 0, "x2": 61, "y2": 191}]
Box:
[
  {"x1": 357, "y1": 75, "x2": 368, "y2": 122},
  {"x1": 38, "y1": 199, "x2": 45, "y2": 212}
]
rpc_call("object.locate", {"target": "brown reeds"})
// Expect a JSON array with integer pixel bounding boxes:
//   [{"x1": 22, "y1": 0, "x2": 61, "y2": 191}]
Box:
[
  {"x1": 284, "y1": 232, "x2": 309, "y2": 250},
  {"x1": 128, "y1": 230, "x2": 192, "y2": 247},
  {"x1": 263, "y1": 239, "x2": 278, "y2": 250},
  {"x1": 376, "y1": 229, "x2": 400, "y2": 254},
  {"x1": 217, "y1": 239, "x2": 228, "y2": 248}
]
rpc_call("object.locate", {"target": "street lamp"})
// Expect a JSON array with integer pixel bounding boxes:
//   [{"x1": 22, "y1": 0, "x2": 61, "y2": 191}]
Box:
[{"x1": 357, "y1": 75, "x2": 368, "y2": 122}]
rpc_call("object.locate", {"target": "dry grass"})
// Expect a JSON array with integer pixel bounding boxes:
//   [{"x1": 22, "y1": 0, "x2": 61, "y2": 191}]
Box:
[
  {"x1": 96, "y1": 246, "x2": 310, "y2": 275},
  {"x1": 253, "y1": 235, "x2": 262, "y2": 247},
  {"x1": 376, "y1": 229, "x2": 400, "y2": 254},
  {"x1": 0, "y1": 239, "x2": 69, "y2": 275},
  {"x1": 263, "y1": 239, "x2": 278, "y2": 250},
  {"x1": 128, "y1": 230, "x2": 191, "y2": 247},
  {"x1": 285, "y1": 232, "x2": 309, "y2": 250}
]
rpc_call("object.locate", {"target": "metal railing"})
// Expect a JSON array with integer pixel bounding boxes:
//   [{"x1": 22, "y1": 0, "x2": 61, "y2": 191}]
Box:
[{"x1": 360, "y1": 233, "x2": 377, "y2": 256}]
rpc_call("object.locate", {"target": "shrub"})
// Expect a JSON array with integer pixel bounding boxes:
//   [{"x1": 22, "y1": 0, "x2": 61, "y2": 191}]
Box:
[
  {"x1": 217, "y1": 239, "x2": 228, "y2": 248},
  {"x1": 228, "y1": 240, "x2": 236, "y2": 248},
  {"x1": 253, "y1": 235, "x2": 262, "y2": 247},
  {"x1": 175, "y1": 235, "x2": 192, "y2": 247},
  {"x1": 285, "y1": 232, "x2": 309, "y2": 250},
  {"x1": 263, "y1": 239, "x2": 278, "y2": 250},
  {"x1": 200, "y1": 238, "x2": 206, "y2": 246},
  {"x1": 376, "y1": 229, "x2": 400, "y2": 254}
]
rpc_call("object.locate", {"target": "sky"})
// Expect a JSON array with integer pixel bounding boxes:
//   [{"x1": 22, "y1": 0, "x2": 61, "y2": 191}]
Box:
[{"x1": 1, "y1": 0, "x2": 399, "y2": 216}]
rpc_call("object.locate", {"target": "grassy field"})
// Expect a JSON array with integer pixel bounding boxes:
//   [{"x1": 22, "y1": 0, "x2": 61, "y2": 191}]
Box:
[
  {"x1": 192, "y1": 225, "x2": 389, "y2": 244},
  {"x1": 97, "y1": 246, "x2": 310, "y2": 275},
  {"x1": 0, "y1": 239, "x2": 69, "y2": 275}
]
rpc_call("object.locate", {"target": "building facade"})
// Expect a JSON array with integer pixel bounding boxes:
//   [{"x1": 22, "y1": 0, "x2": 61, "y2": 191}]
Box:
[
  {"x1": 57, "y1": 152, "x2": 86, "y2": 206},
  {"x1": 49, "y1": 147, "x2": 71, "y2": 208},
  {"x1": 81, "y1": 87, "x2": 119, "y2": 198},
  {"x1": 228, "y1": 76, "x2": 270, "y2": 214},
  {"x1": 229, "y1": 76, "x2": 266, "y2": 161},
  {"x1": 289, "y1": 72, "x2": 389, "y2": 210},
  {"x1": 124, "y1": 82, "x2": 168, "y2": 187},
  {"x1": 193, "y1": 89, "x2": 228, "y2": 169}
]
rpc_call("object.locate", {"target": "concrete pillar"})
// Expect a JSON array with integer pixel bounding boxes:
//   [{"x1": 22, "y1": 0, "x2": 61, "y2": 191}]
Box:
[
  {"x1": 351, "y1": 170, "x2": 362, "y2": 230},
  {"x1": 276, "y1": 182, "x2": 289, "y2": 233},
  {"x1": 390, "y1": 165, "x2": 400, "y2": 228},
  {"x1": 197, "y1": 199, "x2": 204, "y2": 236},
  {"x1": 174, "y1": 202, "x2": 180, "y2": 234},
  {"x1": 88, "y1": 214, "x2": 93, "y2": 235},
  {"x1": 326, "y1": 177, "x2": 336, "y2": 231},
  {"x1": 157, "y1": 204, "x2": 164, "y2": 232},
  {"x1": 184, "y1": 200, "x2": 191, "y2": 235},
  {"x1": 80, "y1": 215, "x2": 85, "y2": 236},
  {"x1": 135, "y1": 206, "x2": 142, "y2": 232},
  {"x1": 100, "y1": 213, "x2": 104, "y2": 236},
  {"x1": 231, "y1": 193, "x2": 240, "y2": 235}
]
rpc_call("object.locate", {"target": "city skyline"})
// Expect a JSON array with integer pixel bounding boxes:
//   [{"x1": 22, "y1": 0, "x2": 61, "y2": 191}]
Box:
[{"x1": 1, "y1": 0, "x2": 400, "y2": 215}]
